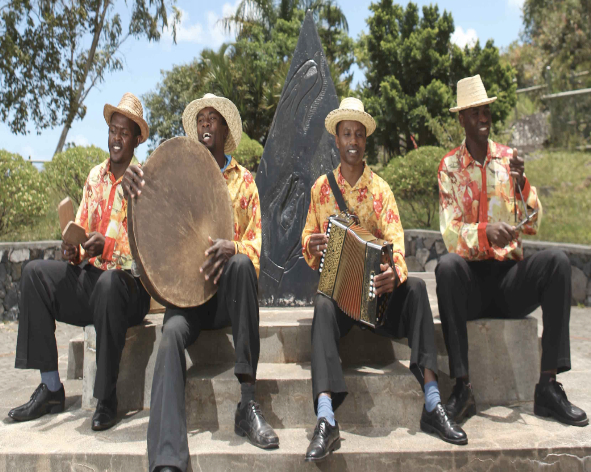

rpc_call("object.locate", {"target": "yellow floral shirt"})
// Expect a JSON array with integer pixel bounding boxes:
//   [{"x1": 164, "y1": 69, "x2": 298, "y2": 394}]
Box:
[
  {"x1": 75, "y1": 157, "x2": 139, "y2": 270},
  {"x1": 438, "y1": 140, "x2": 542, "y2": 261},
  {"x1": 301, "y1": 163, "x2": 408, "y2": 284},
  {"x1": 223, "y1": 157, "x2": 262, "y2": 277}
]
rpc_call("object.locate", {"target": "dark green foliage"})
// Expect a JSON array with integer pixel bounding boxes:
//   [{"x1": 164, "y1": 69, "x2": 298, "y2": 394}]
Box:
[{"x1": 234, "y1": 132, "x2": 264, "y2": 172}]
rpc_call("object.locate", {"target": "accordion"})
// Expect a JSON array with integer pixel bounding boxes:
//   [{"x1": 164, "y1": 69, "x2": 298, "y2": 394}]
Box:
[{"x1": 318, "y1": 213, "x2": 395, "y2": 329}]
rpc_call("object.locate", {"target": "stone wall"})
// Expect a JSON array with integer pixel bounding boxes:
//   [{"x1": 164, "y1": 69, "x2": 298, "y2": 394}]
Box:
[
  {"x1": 1, "y1": 233, "x2": 590, "y2": 321},
  {"x1": 404, "y1": 229, "x2": 591, "y2": 306}
]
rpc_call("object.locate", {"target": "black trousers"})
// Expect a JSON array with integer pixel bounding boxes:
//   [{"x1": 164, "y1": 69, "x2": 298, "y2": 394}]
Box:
[
  {"x1": 147, "y1": 254, "x2": 260, "y2": 472},
  {"x1": 435, "y1": 249, "x2": 571, "y2": 380},
  {"x1": 15, "y1": 259, "x2": 150, "y2": 399},
  {"x1": 311, "y1": 276, "x2": 438, "y2": 413}
]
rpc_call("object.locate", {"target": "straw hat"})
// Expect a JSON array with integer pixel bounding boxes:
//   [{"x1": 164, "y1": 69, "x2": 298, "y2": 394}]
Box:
[
  {"x1": 103, "y1": 93, "x2": 149, "y2": 144},
  {"x1": 450, "y1": 75, "x2": 497, "y2": 113},
  {"x1": 325, "y1": 97, "x2": 376, "y2": 136},
  {"x1": 182, "y1": 93, "x2": 242, "y2": 153}
]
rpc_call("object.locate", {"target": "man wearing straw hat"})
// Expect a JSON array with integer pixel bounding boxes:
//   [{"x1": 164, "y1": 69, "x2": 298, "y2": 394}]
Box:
[
  {"x1": 300, "y1": 97, "x2": 468, "y2": 462},
  {"x1": 436, "y1": 75, "x2": 588, "y2": 427},
  {"x1": 124, "y1": 94, "x2": 278, "y2": 472},
  {"x1": 8, "y1": 93, "x2": 151, "y2": 432}
]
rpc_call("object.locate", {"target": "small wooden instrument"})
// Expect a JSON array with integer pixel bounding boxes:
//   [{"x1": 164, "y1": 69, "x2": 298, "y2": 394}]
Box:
[
  {"x1": 58, "y1": 197, "x2": 75, "y2": 232},
  {"x1": 318, "y1": 213, "x2": 395, "y2": 329},
  {"x1": 128, "y1": 137, "x2": 234, "y2": 308},
  {"x1": 62, "y1": 221, "x2": 88, "y2": 246}
]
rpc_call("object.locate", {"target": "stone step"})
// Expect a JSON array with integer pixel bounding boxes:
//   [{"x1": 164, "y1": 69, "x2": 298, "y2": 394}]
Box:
[{"x1": 1, "y1": 402, "x2": 590, "y2": 472}]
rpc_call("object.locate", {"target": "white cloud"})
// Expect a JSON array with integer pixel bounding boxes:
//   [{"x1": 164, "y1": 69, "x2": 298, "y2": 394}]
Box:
[
  {"x1": 507, "y1": 0, "x2": 525, "y2": 10},
  {"x1": 451, "y1": 27, "x2": 478, "y2": 49},
  {"x1": 71, "y1": 134, "x2": 90, "y2": 147},
  {"x1": 163, "y1": 2, "x2": 240, "y2": 48}
]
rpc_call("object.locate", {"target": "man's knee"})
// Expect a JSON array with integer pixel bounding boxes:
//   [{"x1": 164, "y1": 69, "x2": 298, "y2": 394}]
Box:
[
  {"x1": 161, "y1": 315, "x2": 189, "y2": 349},
  {"x1": 225, "y1": 254, "x2": 255, "y2": 277},
  {"x1": 94, "y1": 269, "x2": 126, "y2": 297},
  {"x1": 404, "y1": 276, "x2": 427, "y2": 298},
  {"x1": 435, "y1": 253, "x2": 466, "y2": 281},
  {"x1": 21, "y1": 259, "x2": 47, "y2": 286},
  {"x1": 312, "y1": 294, "x2": 337, "y2": 330},
  {"x1": 542, "y1": 249, "x2": 570, "y2": 275}
]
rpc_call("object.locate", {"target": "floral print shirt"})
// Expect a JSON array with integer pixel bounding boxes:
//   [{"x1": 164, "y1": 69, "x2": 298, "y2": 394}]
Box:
[
  {"x1": 438, "y1": 140, "x2": 542, "y2": 261},
  {"x1": 74, "y1": 157, "x2": 139, "y2": 270},
  {"x1": 301, "y1": 163, "x2": 408, "y2": 284},
  {"x1": 223, "y1": 157, "x2": 262, "y2": 277}
]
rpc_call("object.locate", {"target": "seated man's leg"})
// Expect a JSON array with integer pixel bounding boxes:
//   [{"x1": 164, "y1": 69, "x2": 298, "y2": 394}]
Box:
[
  {"x1": 11, "y1": 260, "x2": 99, "y2": 421},
  {"x1": 212, "y1": 254, "x2": 279, "y2": 449},
  {"x1": 382, "y1": 276, "x2": 467, "y2": 445},
  {"x1": 305, "y1": 293, "x2": 354, "y2": 462},
  {"x1": 435, "y1": 253, "x2": 483, "y2": 422},
  {"x1": 89, "y1": 269, "x2": 150, "y2": 431},
  {"x1": 498, "y1": 248, "x2": 588, "y2": 426},
  {"x1": 148, "y1": 307, "x2": 202, "y2": 472}
]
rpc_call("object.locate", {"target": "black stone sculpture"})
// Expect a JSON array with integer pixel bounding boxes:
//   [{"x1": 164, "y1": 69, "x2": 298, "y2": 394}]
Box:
[{"x1": 256, "y1": 10, "x2": 340, "y2": 306}]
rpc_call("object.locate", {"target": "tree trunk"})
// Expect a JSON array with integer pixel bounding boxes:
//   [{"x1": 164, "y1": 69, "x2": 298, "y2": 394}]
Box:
[{"x1": 53, "y1": 0, "x2": 110, "y2": 155}]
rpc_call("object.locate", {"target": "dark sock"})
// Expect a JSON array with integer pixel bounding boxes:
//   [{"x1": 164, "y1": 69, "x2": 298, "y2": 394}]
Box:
[
  {"x1": 240, "y1": 382, "x2": 255, "y2": 406},
  {"x1": 539, "y1": 372, "x2": 556, "y2": 385}
]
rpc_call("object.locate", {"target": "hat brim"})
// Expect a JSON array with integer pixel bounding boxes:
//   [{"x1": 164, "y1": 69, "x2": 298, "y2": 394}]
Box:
[
  {"x1": 103, "y1": 104, "x2": 150, "y2": 144},
  {"x1": 450, "y1": 96, "x2": 497, "y2": 113},
  {"x1": 182, "y1": 97, "x2": 242, "y2": 154},
  {"x1": 325, "y1": 109, "x2": 376, "y2": 137}
]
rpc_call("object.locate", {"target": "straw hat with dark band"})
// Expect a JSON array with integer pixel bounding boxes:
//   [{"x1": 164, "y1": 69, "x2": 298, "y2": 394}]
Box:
[
  {"x1": 103, "y1": 92, "x2": 149, "y2": 143},
  {"x1": 450, "y1": 75, "x2": 497, "y2": 113},
  {"x1": 182, "y1": 93, "x2": 242, "y2": 154},
  {"x1": 325, "y1": 97, "x2": 376, "y2": 137}
]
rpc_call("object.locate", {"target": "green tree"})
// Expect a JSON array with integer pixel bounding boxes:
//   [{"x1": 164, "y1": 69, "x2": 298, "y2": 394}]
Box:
[
  {"x1": 378, "y1": 146, "x2": 444, "y2": 228},
  {"x1": 0, "y1": 151, "x2": 49, "y2": 235},
  {"x1": 358, "y1": 1, "x2": 516, "y2": 160},
  {"x1": 44, "y1": 145, "x2": 109, "y2": 205},
  {"x1": 234, "y1": 132, "x2": 265, "y2": 171},
  {"x1": 0, "y1": 0, "x2": 180, "y2": 155}
]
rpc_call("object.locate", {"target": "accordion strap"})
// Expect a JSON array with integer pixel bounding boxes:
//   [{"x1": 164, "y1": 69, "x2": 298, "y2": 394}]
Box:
[{"x1": 326, "y1": 171, "x2": 348, "y2": 213}]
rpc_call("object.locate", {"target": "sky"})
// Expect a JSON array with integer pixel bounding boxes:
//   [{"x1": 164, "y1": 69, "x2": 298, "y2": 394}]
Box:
[{"x1": 1, "y1": 0, "x2": 526, "y2": 165}]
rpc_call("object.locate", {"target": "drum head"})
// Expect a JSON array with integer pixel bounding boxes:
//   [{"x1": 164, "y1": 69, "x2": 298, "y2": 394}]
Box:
[{"x1": 128, "y1": 137, "x2": 234, "y2": 307}]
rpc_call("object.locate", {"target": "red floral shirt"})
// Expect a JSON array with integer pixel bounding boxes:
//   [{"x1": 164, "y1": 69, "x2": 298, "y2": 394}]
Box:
[
  {"x1": 301, "y1": 163, "x2": 408, "y2": 284},
  {"x1": 439, "y1": 140, "x2": 542, "y2": 261}
]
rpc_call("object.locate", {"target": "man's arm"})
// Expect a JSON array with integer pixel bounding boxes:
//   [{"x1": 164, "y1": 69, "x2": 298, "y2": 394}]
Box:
[
  {"x1": 234, "y1": 187, "x2": 262, "y2": 276},
  {"x1": 301, "y1": 187, "x2": 326, "y2": 270},
  {"x1": 376, "y1": 190, "x2": 407, "y2": 292},
  {"x1": 510, "y1": 149, "x2": 542, "y2": 235}
]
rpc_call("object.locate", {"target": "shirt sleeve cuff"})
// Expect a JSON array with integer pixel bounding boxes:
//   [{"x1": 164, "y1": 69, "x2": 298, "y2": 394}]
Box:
[
  {"x1": 101, "y1": 237, "x2": 116, "y2": 262},
  {"x1": 477, "y1": 222, "x2": 491, "y2": 254}
]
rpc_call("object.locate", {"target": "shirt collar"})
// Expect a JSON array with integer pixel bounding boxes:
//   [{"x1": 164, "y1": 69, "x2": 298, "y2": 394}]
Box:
[
  {"x1": 336, "y1": 162, "x2": 373, "y2": 190},
  {"x1": 459, "y1": 139, "x2": 498, "y2": 168},
  {"x1": 101, "y1": 155, "x2": 140, "y2": 184},
  {"x1": 220, "y1": 154, "x2": 232, "y2": 173}
]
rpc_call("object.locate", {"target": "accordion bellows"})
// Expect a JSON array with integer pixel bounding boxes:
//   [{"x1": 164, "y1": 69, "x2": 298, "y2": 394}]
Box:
[{"x1": 318, "y1": 214, "x2": 392, "y2": 328}]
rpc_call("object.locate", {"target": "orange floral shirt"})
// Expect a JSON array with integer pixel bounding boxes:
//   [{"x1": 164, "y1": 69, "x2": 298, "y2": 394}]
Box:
[
  {"x1": 438, "y1": 140, "x2": 542, "y2": 261},
  {"x1": 75, "y1": 157, "x2": 139, "y2": 270},
  {"x1": 301, "y1": 163, "x2": 408, "y2": 284},
  {"x1": 223, "y1": 157, "x2": 262, "y2": 277}
]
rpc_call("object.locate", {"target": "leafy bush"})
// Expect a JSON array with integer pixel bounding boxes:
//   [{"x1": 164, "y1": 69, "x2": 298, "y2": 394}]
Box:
[
  {"x1": 379, "y1": 146, "x2": 445, "y2": 228},
  {"x1": 0, "y1": 150, "x2": 49, "y2": 235},
  {"x1": 44, "y1": 145, "x2": 109, "y2": 205},
  {"x1": 233, "y1": 132, "x2": 264, "y2": 172}
]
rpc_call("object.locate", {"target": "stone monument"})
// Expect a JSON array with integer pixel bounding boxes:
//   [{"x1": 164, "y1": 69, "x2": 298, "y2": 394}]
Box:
[{"x1": 256, "y1": 10, "x2": 340, "y2": 306}]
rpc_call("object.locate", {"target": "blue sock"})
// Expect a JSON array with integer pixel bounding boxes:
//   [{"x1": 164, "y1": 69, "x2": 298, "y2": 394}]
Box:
[
  {"x1": 424, "y1": 381, "x2": 441, "y2": 413},
  {"x1": 317, "y1": 395, "x2": 335, "y2": 426},
  {"x1": 41, "y1": 371, "x2": 62, "y2": 392}
]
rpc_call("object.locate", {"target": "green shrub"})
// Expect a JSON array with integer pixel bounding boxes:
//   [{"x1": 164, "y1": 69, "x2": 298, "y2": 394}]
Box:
[
  {"x1": 233, "y1": 132, "x2": 264, "y2": 172},
  {"x1": 0, "y1": 150, "x2": 50, "y2": 235},
  {"x1": 44, "y1": 145, "x2": 109, "y2": 205},
  {"x1": 379, "y1": 146, "x2": 445, "y2": 228}
]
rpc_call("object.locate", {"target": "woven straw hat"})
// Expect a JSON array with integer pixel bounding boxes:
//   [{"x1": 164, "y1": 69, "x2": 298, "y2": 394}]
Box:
[
  {"x1": 182, "y1": 93, "x2": 242, "y2": 153},
  {"x1": 325, "y1": 97, "x2": 376, "y2": 136},
  {"x1": 103, "y1": 93, "x2": 149, "y2": 144},
  {"x1": 450, "y1": 75, "x2": 497, "y2": 113}
]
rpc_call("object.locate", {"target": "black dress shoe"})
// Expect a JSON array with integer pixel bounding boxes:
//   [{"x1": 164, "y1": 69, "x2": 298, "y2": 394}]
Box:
[
  {"x1": 305, "y1": 417, "x2": 341, "y2": 462},
  {"x1": 534, "y1": 381, "x2": 589, "y2": 426},
  {"x1": 8, "y1": 383, "x2": 65, "y2": 422},
  {"x1": 234, "y1": 401, "x2": 279, "y2": 449},
  {"x1": 420, "y1": 403, "x2": 468, "y2": 445},
  {"x1": 445, "y1": 381, "x2": 476, "y2": 423},
  {"x1": 91, "y1": 391, "x2": 118, "y2": 431}
]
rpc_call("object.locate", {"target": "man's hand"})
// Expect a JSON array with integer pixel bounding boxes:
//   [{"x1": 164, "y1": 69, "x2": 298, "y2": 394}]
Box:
[
  {"x1": 83, "y1": 232, "x2": 106, "y2": 258},
  {"x1": 61, "y1": 241, "x2": 79, "y2": 262},
  {"x1": 200, "y1": 236, "x2": 236, "y2": 284},
  {"x1": 308, "y1": 233, "x2": 329, "y2": 258},
  {"x1": 486, "y1": 222, "x2": 517, "y2": 247},
  {"x1": 509, "y1": 148, "x2": 525, "y2": 190},
  {"x1": 122, "y1": 164, "x2": 145, "y2": 198},
  {"x1": 374, "y1": 263, "x2": 398, "y2": 296}
]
